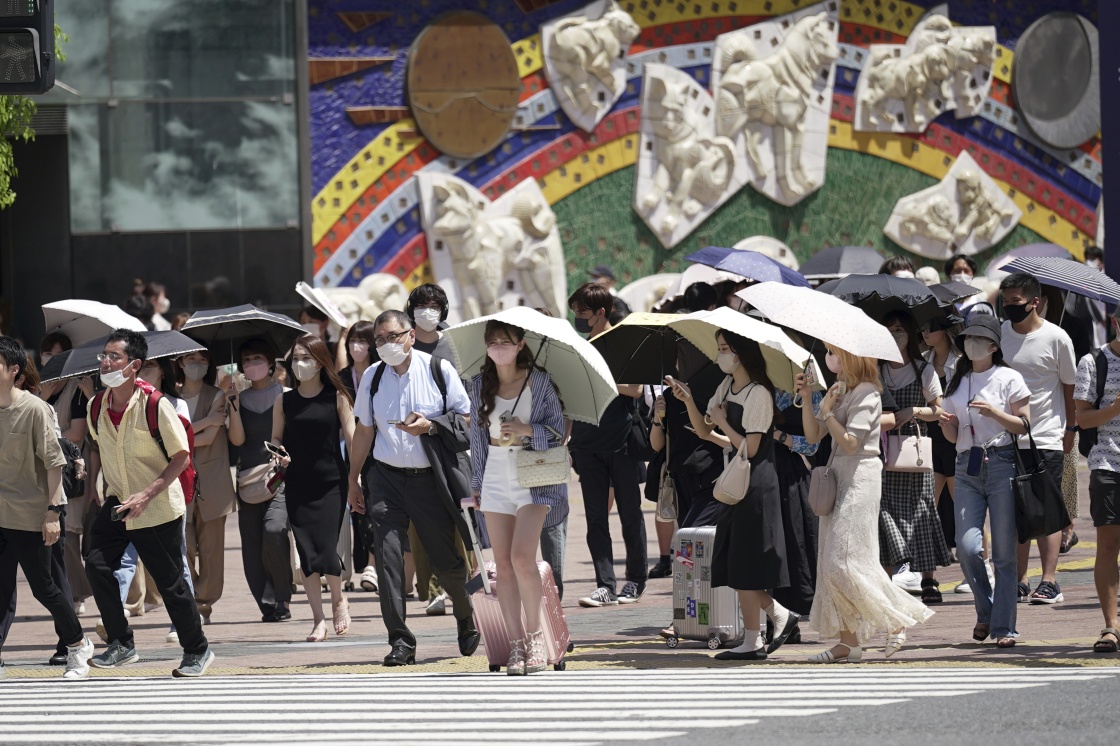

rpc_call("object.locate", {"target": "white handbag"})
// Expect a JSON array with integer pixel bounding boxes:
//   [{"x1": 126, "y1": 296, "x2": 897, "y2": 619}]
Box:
[
  {"x1": 515, "y1": 426, "x2": 570, "y2": 488},
  {"x1": 883, "y1": 421, "x2": 933, "y2": 473},
  {"x1": 713, "y1": 437, "x2": 751, "y2": 506}
]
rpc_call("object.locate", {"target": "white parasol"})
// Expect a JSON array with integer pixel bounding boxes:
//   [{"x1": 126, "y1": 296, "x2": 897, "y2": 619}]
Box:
[{"x1": 42, "y1": 300, "x2": 147, "y2": 346}]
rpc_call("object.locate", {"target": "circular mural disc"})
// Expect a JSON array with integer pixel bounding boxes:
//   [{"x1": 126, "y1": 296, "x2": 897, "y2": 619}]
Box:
[
  {"x1": 407, "y1": 11, "x2": 521, "y2": 160},
  {"x1": 1011, "y1": 12, "x2": 1100, "y2": 150}
]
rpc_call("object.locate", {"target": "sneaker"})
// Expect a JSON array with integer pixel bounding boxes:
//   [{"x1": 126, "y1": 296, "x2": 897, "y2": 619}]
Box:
[
  {"x1": 94, "y1": 618, "x2": 108, "y2": 645},
  {"x1": 617, "y1": 581, "x2": 645, "y2": 604},
  {"x1": 578, "y1": 587, "x2": 618, "y2": 608},
  {"x1": 166, "y1": 628, "x2": 179, "y2": 644},
  {"x1": 172, "y1": 649, "x2": 215, "y2": 678},
  {"x1": 1018, "y1": 581, "x2": 1031, "y2": 603},
  {"x1": 955, "y1": 582, "x2": 972, "y2": 594},
  {"x1": 648, "y1": 559, "x2": 672, "y2": 579},
  {"x1": 63, "y1": 637, "x2": 95, "y2": 680},
  {"x1": 1029, "y1": 580, "x2": 1064, "y2": 605},
  {"x1": 985, "y1": 560, "x2": 995, "y2": 588},
  {"x1": 360, "y1": 566, "x2": 378, "y2": 593},
  {"x1": 89, "y1": 641, "x2": 139, "y2": 669},
  {"x1": 892, "y1": 564, "x2": 922, "y2": 593},
  {"x1": 425, "y1": 592, "x2": 449, "y2": 616},
  {"x1": 74, "y1": 601, "x2": 86, "y2": 616}
]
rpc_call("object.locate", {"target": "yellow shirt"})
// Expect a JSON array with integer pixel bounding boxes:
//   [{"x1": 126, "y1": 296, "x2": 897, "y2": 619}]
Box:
[
  {"x1": 88, "y1": 387, "x2": 190, "y2": 530},
  {"x1": 0, "y1": 390, "x2": 67, "y2": 532}
]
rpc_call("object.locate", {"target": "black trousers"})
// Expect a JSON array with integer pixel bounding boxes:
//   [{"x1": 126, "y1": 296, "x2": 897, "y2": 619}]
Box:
[
  {"x1": 365, "y1": 463, "x2": 472, "y2": 647},
  {"x1": 0, "y1": 524, "x2": 82, "y2": 652},
  {"x1": 572, "y1": 449, "x2": 648, "y2": 594},
  {"x1": 237, "y1": 493, "x2": 293, "y2": 616},
  {"x1": 85, "y1": 499, "x2": 208, "y2": 655}
]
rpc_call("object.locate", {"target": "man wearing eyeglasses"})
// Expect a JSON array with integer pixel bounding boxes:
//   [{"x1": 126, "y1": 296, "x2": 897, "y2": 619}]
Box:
[
  {"x1": 347, "y1": 310, "x2": 479, "y2": 666},
  {"x1": 82, "y1": 330, "x2": 212, "y2": 677}
]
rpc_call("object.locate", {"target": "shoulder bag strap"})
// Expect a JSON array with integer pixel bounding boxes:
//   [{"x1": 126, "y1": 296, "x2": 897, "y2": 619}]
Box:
[{"x1": 1095, "y1": 349, "x2": 1109, "y2": 408}]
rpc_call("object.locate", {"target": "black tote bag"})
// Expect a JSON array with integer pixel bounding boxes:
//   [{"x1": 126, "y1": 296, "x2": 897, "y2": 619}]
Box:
[{"x1": 1011, "y1": 417, "x2": 1071, "y2": 544}]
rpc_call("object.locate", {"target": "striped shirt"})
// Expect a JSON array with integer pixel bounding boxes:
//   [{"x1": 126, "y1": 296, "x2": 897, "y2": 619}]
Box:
[{"x1": 469, "y1": 369, "x2": 568, "y2": 528}]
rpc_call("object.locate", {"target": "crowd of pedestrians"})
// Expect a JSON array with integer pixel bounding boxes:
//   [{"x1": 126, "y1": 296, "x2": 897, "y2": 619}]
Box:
[{"x1": 0, "y1": 250, "x2": 1117, "y2": 678}]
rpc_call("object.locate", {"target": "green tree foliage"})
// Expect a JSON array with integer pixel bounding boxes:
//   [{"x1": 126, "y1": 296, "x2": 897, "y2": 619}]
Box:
[{"x1": 0, "y1": 24, "x2": 68, "y2": 209}]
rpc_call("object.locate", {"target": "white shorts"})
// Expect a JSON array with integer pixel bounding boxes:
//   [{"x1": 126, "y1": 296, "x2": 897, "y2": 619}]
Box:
[{"x1": 480, "y1": 445, "x2": 534, "y2": 516}]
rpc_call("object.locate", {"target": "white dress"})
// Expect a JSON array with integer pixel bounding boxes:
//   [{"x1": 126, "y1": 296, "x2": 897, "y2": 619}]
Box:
[{"x1": 810, "y1": 383, "x2": 935, "y2": 642}]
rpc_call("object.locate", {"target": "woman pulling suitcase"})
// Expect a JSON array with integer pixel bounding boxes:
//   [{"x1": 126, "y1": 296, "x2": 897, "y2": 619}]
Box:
[{"x1": 468, "y1": 320, "x2": 568, "y2": 675}]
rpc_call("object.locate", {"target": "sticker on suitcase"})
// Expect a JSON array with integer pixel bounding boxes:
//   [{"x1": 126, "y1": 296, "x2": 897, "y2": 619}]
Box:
[
  {"x1": 698, "y1": 602, "x2": 709, "y2": 626},
  {"x1": 686, "y1": 598, "x2": 697, "y2": 618}
]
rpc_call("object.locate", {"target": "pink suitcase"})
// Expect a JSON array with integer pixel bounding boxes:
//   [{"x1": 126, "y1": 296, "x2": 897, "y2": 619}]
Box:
[{"x1": 462, "y1": 501, "x2": 570, "y2": 672}]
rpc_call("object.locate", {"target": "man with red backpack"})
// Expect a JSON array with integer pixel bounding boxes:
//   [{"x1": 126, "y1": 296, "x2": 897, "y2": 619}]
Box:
[{"x1": 83, "y1": 329, "x2": 212, "y2": 677}]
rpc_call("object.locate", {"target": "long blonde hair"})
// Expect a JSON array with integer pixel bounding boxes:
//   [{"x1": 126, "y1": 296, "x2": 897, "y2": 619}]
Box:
[{"x1": 826, "y1": 343, "x2": 882, "y2": 392}]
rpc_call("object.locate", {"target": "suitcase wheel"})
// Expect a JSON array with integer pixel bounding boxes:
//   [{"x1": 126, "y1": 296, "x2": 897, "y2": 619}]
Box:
[
  {"x1": 489, "y1": 664, "x2": 502, "y2": 673},
  {"x1": 665, "y1": 636, "x2": 679, "y2": 649},
  {"x1": 554, "y1": 661, "x2": 566, "y2": 671},
  {"x1": 566, "y1": 641, "x2": 574, "y2": 653},
  {"x1": 706, "y1": 637, "x2": 722, "y2": 650}
]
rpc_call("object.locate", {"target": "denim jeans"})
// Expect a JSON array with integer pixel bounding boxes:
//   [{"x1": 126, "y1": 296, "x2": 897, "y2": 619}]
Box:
[
  {"x1": 539, "y1": 515, "x2": 568, "y2": 601},
  {"x1": 115, "y1": 523, "x2": 196, "y2": 633},
  {"x1": 954, "y1": 445, "x2": 1018, "y2": 639}
]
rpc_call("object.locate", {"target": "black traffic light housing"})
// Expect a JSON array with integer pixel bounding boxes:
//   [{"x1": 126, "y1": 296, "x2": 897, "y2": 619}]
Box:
[{"x1": 0, "y1": 0, "x2": 54, "y2": 95}]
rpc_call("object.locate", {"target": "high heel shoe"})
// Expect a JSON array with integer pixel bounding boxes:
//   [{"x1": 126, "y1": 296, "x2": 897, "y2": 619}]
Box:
[
  {"x1": 306, "y1": 619, "x2": 327, "y2": 643},
  {"x1": 885, "y1": 629, "x2": 906, "y2": 658},
  {"x1": 809, "y1": 644, "x2": 862, "y2": 663}
]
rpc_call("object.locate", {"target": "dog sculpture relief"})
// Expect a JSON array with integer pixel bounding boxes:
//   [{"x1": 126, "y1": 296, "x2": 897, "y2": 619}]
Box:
[
  {"x1": 714, "y1": 12, "x2": 839, "y2": 198},
  {"x1": 428, "y1": 181, "x2": 562, "y2": 320},
  {"x1": 544, "y1": 1, "x2": 640, "y2": 131}
]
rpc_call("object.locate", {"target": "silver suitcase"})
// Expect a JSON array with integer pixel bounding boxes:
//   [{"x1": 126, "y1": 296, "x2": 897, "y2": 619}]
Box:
[{"x1": 665, "y1": 526, "x2": 743, "y2": 650}]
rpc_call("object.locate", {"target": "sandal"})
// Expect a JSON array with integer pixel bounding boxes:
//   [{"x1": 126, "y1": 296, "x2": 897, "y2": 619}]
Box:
[
  {"x1": 972, "y1": 623, "x2": 990, "y2": 642},
  {"x1": 333, "y1": 599, "x2": 351, "y2": 636},
  {"x1": 306, "y1": 619, "x2": 327, "y2": 643},
  {"x1": 996, "y1": 636, "x2": 1016, "y2": 648},
  {"x1": 920, "y1": 578, "x2": 943, "y2": 604},
  {"x1": 1094, "y1": 628, "x2": 1120, "y2": 653},
  {"x1": 1059, "y1": 531, "x2": 1079, "y2": 554}
]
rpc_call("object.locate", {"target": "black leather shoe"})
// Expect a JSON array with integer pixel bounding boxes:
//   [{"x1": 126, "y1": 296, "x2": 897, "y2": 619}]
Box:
[
  {"x1": 383, "y1": 641, "x2": 416, "y2": 667},
  {"x1": 766, "y1": 613, "x2": 801, "y2": 654},
  {"x1": 48, "y1": 650, "x2": 67, "y2": 666},
  {"x1": 714, "y1": 647, "x2": 767, "y2": 661},
  {"x1": 647, "y1": 560, "x2": 672, "y2": 579},
  {"x1": 457, "y1": 616, "x2": 481, "y2": 657}
]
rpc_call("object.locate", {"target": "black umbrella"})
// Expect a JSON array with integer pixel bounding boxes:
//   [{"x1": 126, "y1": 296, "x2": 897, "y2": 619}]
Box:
[
  {"x1": 589, "y1": 313, "x2": 681, "y2": 385},
  {"x1": 929, "y1": 280, "x2": 982, "y2": 306},
  {"x1": 800, "y1": 246, "x2": 885, "y2": 281},
  {"x1": 816, "y1": 273, "x2": 959, "y2": 328},
  {"x1": 181, "y1": 305, "x2": 306, "y2": 365},
  {"x1": 40, "y1": 331, "x2": 207, "y2": 383}
]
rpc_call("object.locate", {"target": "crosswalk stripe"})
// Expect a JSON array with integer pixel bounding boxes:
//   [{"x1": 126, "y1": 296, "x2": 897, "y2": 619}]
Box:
[{"x1": 2, "y1": 667, "x2": 1113, "y2": 746}]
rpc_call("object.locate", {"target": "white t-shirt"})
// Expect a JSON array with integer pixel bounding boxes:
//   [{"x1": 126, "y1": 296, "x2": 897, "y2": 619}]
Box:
[
  {"x1": 1000, "y1": 320, "x2": 1077, "y2": 451},
  {"x1": 942, "y1": 366, "x2": 1031, "y2": 452},
  {"x1": 1074, "y1": 344, "x2": 1120, "y2": 471},
  {"x1": 881, "y1": 360, "x2": 942, "y2": 403}
]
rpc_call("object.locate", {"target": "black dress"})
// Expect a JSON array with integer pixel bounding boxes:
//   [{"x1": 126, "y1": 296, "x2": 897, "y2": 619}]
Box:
[
  {"x1": 710, "y1": 382, "x2": 789, "y2": 592},
  {"x1": 770, "y1": 396, "x2": 817, "y2": 616},
  {"x1": 282, "y1": 386, "x2": 348, "y2": 577}
]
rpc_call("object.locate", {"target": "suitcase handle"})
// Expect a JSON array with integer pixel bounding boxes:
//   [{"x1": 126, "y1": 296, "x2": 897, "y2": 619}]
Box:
[{"x1": 461, "y1": 501, "x2": 493, "y2": 596}]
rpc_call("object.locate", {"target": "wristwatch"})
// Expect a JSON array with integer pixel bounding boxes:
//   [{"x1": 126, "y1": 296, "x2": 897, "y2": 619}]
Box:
[
  {"x1": 46, "y1": 505, "x2": 65, "y2": 516},
  {"x1": 1066, "y1": 426, "x2": 1079, "y2": 433},
  {"x1": 427, "y1": 421, "x2": 438, "y2": 436}
]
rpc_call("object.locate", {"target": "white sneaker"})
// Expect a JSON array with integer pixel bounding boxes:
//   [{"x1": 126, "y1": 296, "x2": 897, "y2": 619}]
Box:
[
  {"x1": 360, "y1": 566, "x2": 378, "y2": 593},
  {"x1": 985, "y1": 559, "x2": 995, "y2": 588},
  {"x1": 425, "y1": 592, "x2": 448, "y2": 616},
  {"x1": 63, "y1": 637, "x2": 94, "y2": 680},
  {"x1": 891, "y1": 564, "x2": 922, "y2": 593},
  {"x1": 955, "y1": 582, "x2": 972, "y2": 594},
  {"x1": 166, "y1": 629, "x2": 179, "y2": 644},
  {"x1": 74, "y1": 601, "x2": 86, "y2": 616},
  {"x1": 95, "y1": 618, "x2": 108, "y2": 644}
]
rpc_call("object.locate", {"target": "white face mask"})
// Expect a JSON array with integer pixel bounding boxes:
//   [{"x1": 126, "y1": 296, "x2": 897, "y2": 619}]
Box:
[
  {"x1": 963, "y1": 337, "x2": 995, "y2": 362},
  {"x1": 156, "y1": 297, "x2": 171, "y2": 315},
  {"x1": 950, "y1": 272, "x2": 972, "y2": 284},
  {"x1": 891, "y1": 329, "x2": 909, "y2": 349},
  {"x1": 292, "y1": 360, "x2": 320, "y2": 382},
  {"x1": 183, "y1": 362, "x2": 208, "y2": 382},
  {"x1": 100, "y1": 365, "x2": 132, "y2": 389},
  {"x1": 1087, "y1": 260, "x2": 1103, "y2": 271},
  {"x1": 348, "y1": 341, "x2": 370, "y2": 363},
  {"x1": 716, "y1": 352, "x2": 739, "y2": 374},
  {"x1": 414, "y1": 308, "x2": 441, "y2": 332},
  {"x1": 893, "y1": 270, "x2": 915, "y2": 279},
  {"x1": 300, "y1": 322, "x2": 322, "y2": 338},
  {"x1": 377, "y1": 342, "x2": 408, "y2": 367}
]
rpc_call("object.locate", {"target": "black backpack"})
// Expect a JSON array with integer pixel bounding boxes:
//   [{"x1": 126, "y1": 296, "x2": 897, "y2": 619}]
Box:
[
  {"x1": 1079, "y1": 349, "x2": 1109, "y2": 458},
  {"x1": 59, "y1": 438, "x2": 85, "y2": 499},
  {"x1": 368, "y1": 355, "x2": 448, "y2": 429}
]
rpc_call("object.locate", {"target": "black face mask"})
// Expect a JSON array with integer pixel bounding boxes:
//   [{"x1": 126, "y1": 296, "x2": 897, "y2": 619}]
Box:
[
  {"x1": 574, "y1": 315, "x2": 595, "y2": 335},
  {"x1": 1003, "y1": 302, "x2": 1032, "y2": 324}
]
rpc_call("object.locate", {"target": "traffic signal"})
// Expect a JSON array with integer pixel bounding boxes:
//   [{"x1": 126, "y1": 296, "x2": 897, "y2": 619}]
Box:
[{"x1": 0, "y1": 0, "x2": 53, "y2": 95}]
